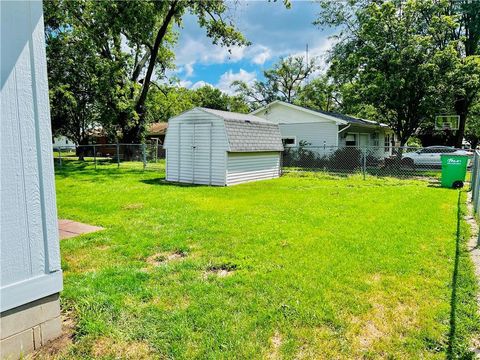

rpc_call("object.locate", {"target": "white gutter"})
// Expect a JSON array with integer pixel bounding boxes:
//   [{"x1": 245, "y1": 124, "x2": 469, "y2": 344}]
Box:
[{"x1": 337, "y1": 123, "x2": 351, "y2": 134}]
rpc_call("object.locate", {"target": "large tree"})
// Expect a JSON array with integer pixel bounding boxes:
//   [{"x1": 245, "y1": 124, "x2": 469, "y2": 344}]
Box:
[
  {"x1": 293, "y1": 76, "x2": 337, "y2": 112},
  {"x1": 465, "y1": 100, "x2": 480, "y2": 149},
  {"x1": 145, "y1": 83, "x2": 249, "y2": 122},
  {"x1": 233, "y1": 55, "x2": 317, "y2": 109},
  {"x1": 45, "y1": 15, "x2": 99, "y2": 148},
  {"x1": 315, "y1": 0, "x2": 471, "y2": 146},
  {"x1": 449, "y1": 0, "x2": 480, "y2": 146},
  {"x1": 44, "y1": 0, "x2": 249, "y2": 145}
]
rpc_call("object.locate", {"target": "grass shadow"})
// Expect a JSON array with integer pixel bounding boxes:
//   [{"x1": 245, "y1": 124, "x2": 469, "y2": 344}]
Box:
[
  {"x1": 447, "y1": 191, "x2": 462, "y2": 359},
  {"x1": 140, "y1": 178, "x2": 202, "y2": 187}
]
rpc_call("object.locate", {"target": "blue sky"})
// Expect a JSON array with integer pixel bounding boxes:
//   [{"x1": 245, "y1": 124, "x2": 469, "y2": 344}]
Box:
[{"x1": 173, "y1": 1, "x2": 338, "y2": 94}]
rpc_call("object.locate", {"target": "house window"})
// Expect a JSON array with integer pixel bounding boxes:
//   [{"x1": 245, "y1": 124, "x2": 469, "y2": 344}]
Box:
[
  {"x1": 384, "y1": 134, "x2": 391, "y2": 152},
  {"x1": 345, "y1": 134, "x2": 356, "y2": 146},
  {"x1": 370, "y1": 132, "x2": 379, "y2": 147},
  {"x1": 65, "y1": 139, "x2": 69, "y2": 145},
  {"x1": 282, "y1": 137, "x2": 296, "y2": 147}
]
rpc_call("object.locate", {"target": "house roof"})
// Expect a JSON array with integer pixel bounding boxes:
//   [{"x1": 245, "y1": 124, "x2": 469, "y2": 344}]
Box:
[
  {"x1": 251, "y1": 100, "x2": 389, "y2": 128},
  {"x1": 198, "y1": 108, "x2": 284, "y2": 152},
  {"x1": 313, "y1": 109, "x2": 389, "y2": 128},
  {"x1": 200, "y1": 107, "x2": 272, "y2": 123},
  {"x1": 147, "y1": 122, "x2": 168, "y2": 136}
]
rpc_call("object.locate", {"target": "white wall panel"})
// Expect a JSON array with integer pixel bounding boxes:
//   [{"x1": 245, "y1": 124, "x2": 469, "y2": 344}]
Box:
[{"x1": 1, "y1": 1, "x2": 62, "y2": 311}]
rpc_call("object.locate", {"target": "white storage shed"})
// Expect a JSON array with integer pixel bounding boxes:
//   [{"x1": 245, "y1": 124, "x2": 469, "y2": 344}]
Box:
[{"x1": 164, "y1": 108, "x2": 284, "y2": 186}]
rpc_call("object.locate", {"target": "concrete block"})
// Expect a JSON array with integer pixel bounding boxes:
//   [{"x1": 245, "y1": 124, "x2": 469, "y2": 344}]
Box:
[
  {"x1": 0, "y1": 328, "x2": 34, "y2": 360},
  {"x1": 0, "y1": 294, "x2": 62, "y2": 359},
  {"x1": 32, "y1": 325, "x2": 41, "y2": 349},
  {"x1": 0, "y1": 294, "x2": 60, "y2": 339},
  {"x1": 39, "y1": 316, "x2": 62, "y2": 344}
]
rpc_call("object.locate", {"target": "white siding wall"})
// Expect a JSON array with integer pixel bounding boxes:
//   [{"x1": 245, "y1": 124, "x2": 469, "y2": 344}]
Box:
[
  {"x1": 254, "y1": 103, "x2": 339, "y2": 147},
  {"x1": 279, "y1": 123, "x2": 339, "y2": 147},
  {"x1": 255, "y1": 103, "x2": 335, "y2": 125},
  {"x1": 1, "y1": 1, "x2": 62, "y2": 312},
  {"x1": 226, "y1": 152, "x2": 281, "y2": 186},
  {"x1": 53, "y1": 135, "x2": 74, "y2": 147},
  {"x1": 164, "y1": 109, "x2": 228, "y2": 186}
]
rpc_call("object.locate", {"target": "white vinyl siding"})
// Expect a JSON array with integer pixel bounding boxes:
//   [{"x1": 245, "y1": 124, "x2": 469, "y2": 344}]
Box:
[
  {"x1": 279, "y1": 123, "x2": 338, "y2": 147},
  {"x1": 254, "y1": 102, "x2": 338, "y2": 125},
  {"x1": 226, "y1": 152, "x2": 281, "y2": 185}
]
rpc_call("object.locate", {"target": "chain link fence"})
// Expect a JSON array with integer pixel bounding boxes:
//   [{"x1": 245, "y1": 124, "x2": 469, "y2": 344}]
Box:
[
  {"x1": 54, "y1": 143, "x2": 476, "y2": 188},
  {"x1": 282, "y1": 145, "x2": 473, "y2": 180},
  {"x1": 471, "y1": 150, "x2": 480, "y2": 218},
  {"x1": 53, "y1": 143, "x2": 165, "y2": 171}
]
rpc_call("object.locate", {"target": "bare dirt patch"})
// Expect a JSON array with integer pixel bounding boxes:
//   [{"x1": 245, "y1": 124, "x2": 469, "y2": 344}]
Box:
[
  {"x1": 204, "y1": 263, "x2": 237, "y2": 278},
  {"x1": 122, "y1": 203, "x2": 144, "y2": 210},
  {"x1": 351, "y1": 295, "x2": 418, "y2": 354},
  {"x1": 91, "y1": 336, "x2": 153, "y2": 359},
  {"x1": 267, "y1": 331, "x2": 282, "y2": 360},
  {"x1": 146, "y1": 250, "x2": 188, "y2": 266},
  {"x1": 27, "y1": 315, "x2": 75, "y2": 359}
]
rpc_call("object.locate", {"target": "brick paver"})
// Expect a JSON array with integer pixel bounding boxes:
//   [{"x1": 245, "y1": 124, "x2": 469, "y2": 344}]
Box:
[{"x1": 58, "y1": 219, "x2": 103, "y2": 239}]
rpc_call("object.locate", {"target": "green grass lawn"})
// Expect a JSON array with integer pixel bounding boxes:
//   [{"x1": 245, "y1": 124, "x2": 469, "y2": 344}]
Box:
[{"x1": 51, "y1": 161, "x2": 479, "y2": 359}]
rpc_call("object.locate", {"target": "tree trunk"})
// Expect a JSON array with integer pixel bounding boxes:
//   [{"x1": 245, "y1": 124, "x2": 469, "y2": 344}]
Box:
[{"x1": 129, "y1": 1, "x2": 179, "y2": 144}]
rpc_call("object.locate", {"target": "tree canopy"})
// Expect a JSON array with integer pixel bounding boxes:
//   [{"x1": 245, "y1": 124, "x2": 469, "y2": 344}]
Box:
[
  {"x1": 315, "y1": 0, "x2": 480, "y2": 146},
  {"x1": 44, "y1": 0, "x2": 249, "y2": 144},
  {"x1": 233, "y1": 56, "x2": 319, "y2": 109}
]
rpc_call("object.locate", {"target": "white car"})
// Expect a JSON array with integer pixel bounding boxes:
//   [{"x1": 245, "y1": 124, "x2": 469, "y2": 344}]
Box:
[{"x1": 402, "y1": 146, "x2": 469, "y2": 167}]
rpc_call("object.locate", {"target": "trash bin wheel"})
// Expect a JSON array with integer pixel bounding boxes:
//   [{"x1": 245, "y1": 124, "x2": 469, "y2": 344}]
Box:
[{"x1": 452, "y1": 180, "x2": 464, "y2": 189}]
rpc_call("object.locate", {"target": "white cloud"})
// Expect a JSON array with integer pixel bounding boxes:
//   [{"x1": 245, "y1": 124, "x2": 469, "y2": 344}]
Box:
[
  {"x1": 178, "y1": 69, "x2": 256, "y2": 95},
  {"x1": 216, "y1": 69, "x2": 256, "y2": 95},
  {"x1": 184, "y1": 62, "x2": 194, "y2": 77},
  {"x1": 178, "y1": 80, "x2": 192, "y2": 88},
  {"x1": 191, "y1": 80, "x2": 214, "y2": 90},
  {"x1": 175, "y1": 37, "x2": 247, "y2": 67},
  {"x1": 251, "y1": 45, "x2": 271, "y2": 65}
]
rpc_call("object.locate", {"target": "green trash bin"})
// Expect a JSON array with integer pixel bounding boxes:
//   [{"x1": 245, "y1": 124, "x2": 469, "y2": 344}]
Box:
[{"x1": 440, "y1": 154, "x2": 469, "y2": 188}]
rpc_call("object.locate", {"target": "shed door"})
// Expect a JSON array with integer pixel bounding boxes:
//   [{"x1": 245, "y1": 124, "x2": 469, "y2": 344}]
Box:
[
  {"x1": 178, "y1": 123, "x2": 212, "y2": 184},
  {"x1": 178, "y1": 123, "x2": 194, "y2": 182},
  {"x1": 192, "y1": 123, "x2": 212, "y2": 185}
]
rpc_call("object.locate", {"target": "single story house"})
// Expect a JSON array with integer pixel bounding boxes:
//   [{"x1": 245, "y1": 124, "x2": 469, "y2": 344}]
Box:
[
  {"x1": 164, "y1": 107, "x2": 284, "y2": 186},
  {"x1": 52, "y1": 135, "x2": 75, "y2": 147},
  {"x1": 251, "y1": 101, "x2": 395, "y2": 157},
  {"x1": 146, "y1": 122, "x2": 168, "y2": 145}
]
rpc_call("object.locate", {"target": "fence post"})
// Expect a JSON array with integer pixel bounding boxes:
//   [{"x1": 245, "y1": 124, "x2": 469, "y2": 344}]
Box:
[
  {"x1": 280, "y1": 150, "x2": 283, "y2": 177},
  {"x1": 116, "y1": 143, "x2": 120, "y2": 168},
  {"x1": 93, "y1": 144, "x2": 97, "y2": 170},
  {"x1": 362, "y1": 147, "x2": 366, "y2": 180},
  {"x1": 58, "y1": 146, "x2": 62, "y2": 168},
  {"x1": 142, "y1": 144, "x2": 147, "y2": 170}
]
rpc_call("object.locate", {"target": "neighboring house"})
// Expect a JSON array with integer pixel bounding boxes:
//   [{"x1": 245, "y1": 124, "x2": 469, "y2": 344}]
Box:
[
  {"x1": 52, "y1": 135, "x2": 75, "y2": 147},
  {"x1": 164, "y1": 108, "x2": 283, "y2": 186},
  {"x1": 251, "y1": 101, "x2": 395, "y2": 156},
  {"x1": 146, "y1": 122, "x2": 168, "y2": 145},
  {"x1": 1, "y1": 1, "x2": 63, "y2": 358}
]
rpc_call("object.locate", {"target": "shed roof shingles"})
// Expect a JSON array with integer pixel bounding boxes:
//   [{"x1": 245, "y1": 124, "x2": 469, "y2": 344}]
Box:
[{"x1": 223, "y1": 119, "x2": 284, "y2": 152}]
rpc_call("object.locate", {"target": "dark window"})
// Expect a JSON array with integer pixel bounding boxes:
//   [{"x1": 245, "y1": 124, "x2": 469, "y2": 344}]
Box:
[
  {"x1": 345, "y1": 134, "x2": 356, "y2": 146},
  {"x1": 282, "y1": 137, "x2": 296, "y2": 146}
]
